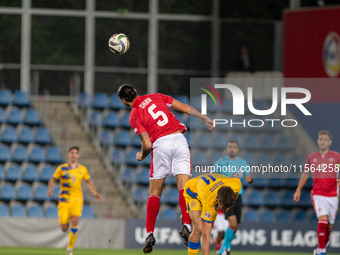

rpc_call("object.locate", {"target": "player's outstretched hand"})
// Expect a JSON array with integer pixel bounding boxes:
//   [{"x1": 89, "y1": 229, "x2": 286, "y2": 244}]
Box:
[
  {"x1": 293, "y1": 190, "x2": 300, "y2": 202},
  {"x1": 47, "y1": 188, "x2": 53, "y2": 197},
  {"x1": 95, "y1": 193, "x2": 104, "y2": 202},
  {"x1": 136, "y1": 152, "x2": 143, "y2": 161},
  {"x1": 205, "y1": 118, "x2": 214, "y2": 130}
]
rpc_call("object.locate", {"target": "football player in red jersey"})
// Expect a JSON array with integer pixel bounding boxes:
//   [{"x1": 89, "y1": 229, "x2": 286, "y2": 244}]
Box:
[
  {"x1": 117, "y1": 84, "x2": 214, "y2": 253},
  {"x1": 294, "y1": 130, "x2": 340, "y2": 255}
]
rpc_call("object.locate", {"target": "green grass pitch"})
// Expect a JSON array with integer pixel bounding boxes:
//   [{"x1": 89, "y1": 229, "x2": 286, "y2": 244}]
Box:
[{"x1": 0, "y1": 248, "x2": 337, "y2": 255}]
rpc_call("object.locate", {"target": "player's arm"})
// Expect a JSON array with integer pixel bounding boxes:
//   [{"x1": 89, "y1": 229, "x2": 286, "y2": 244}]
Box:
[
  {"x1": 243, "y1": 162, "x2": 253, "y2": 183},
  {"x1": 171, "y1": 99, "x2": 214, "y2": 130},
  {"x1": 294, "y1": 166, "x2": 310, "y2": 202},
  {"x1": 47, "y1": 177, "x2": 56, "y2": 197},
  {"x1": 136, "y1": 132, "x2": 152, "y2": 161},
  {"x1": 201, "y1": 220, "x2": 213, "y2": 255},
  {"x1": 86, "y1": 179, "x2": 103, "y2": 202}
]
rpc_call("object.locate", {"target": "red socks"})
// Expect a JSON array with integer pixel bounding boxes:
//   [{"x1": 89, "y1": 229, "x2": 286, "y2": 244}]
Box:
[
  {"x1": 179, "y1": 189, "x2": 191, "y2": 225},
  {"x1": 325, "y1": 226, "x2": 332, "y2": 245},
  {"x1": 317, "y1": 220, "x2": 328, "y2": 250},
  {"x1": 146, "y1": 195, "x2": 160, "y2": 233}
]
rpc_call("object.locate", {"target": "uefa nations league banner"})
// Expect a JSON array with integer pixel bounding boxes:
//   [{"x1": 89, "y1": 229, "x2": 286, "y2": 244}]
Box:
[{"x1": 125, "y1": 219, "x2": 340, "y2": 252}]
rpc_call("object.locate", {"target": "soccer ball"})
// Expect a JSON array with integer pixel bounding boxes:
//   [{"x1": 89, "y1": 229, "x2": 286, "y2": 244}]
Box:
[{"x1": 108, "y1": 33, "x2": 130, "y2": 55}]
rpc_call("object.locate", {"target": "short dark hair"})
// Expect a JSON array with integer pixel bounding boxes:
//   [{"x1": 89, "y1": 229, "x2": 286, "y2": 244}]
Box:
[
  {"x1": 216, "y1": 186, "x2": 237, "y2": 211},
  {"x1": 117, "y1": 84, "x2": 137, "y2": 102},
  {"x1": 68, "y1": 146, "x2": 79, "y2": 153},
  {"x1": 318, "y1": 130, "x2": 332, "y2": 140},
  {"x1": 228, "y1": 140, "x2": 239, "y2": 147}
]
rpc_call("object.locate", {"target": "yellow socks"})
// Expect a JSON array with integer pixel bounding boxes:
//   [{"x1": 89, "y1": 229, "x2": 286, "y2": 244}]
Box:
[
  {"x1": 67, "y1": 226, "x2": 78, "y2": 249},
  {"x1": 188, "y1": 241, "x2": 200, "y2": 255}
]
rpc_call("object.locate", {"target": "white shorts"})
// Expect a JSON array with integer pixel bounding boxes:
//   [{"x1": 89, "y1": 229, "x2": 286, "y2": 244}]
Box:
[
  {"x1": 213, "y1": 213, "x2": 229, "y2": 232},
  {"x1": 312, "y1": 195, "x2": 338, "y2": 224},
  {"x1": 149, "y1": 133, "x2": 191, "y2": 180}
]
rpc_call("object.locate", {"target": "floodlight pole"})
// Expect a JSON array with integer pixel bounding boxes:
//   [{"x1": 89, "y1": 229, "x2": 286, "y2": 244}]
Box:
[
  {"x1": 85, "y1": 0, "x2": 95, "y2": 95},
  {"x1": 211, "y1": 0, "x2": 220, "y2": 77},
  {"x1": 20, "y1": 0, "x2": 31, "y2": 93},
  {"x1": 148, "y1": 0, "x2": 158, "y2": 94}
]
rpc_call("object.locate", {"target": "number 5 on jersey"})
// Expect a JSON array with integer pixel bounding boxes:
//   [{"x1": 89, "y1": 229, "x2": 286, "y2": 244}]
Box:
[{"x1": 148, "y1": 104, "x2": 168, "y2": 126}]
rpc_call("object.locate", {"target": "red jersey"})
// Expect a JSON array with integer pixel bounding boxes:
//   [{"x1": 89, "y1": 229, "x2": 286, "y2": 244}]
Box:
[
  {"x1": 305, "y1": 150, "x2": 340, "y2": 197},
  {"x1": 129, "y1": 94, "x2": 186, "y2": 143}
]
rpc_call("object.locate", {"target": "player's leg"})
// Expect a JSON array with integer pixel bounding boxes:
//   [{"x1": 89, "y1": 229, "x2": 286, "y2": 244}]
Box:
[
  {"x1": 58, "y1": 202, "x2": 70, "y2": 232},
  {"x1": 325, "y1": 196, "x2": 338, "y2": 247},
  {"x1": 188, "y1": 210, "x2": 202, "y2": 255},
  {"x1": 176, "y1": 174, "x2": 192, "y2": 240},
  {"x1": 313, "y1": 195, "x2": 329, "y2": 255},
  {"x1": 213, "y1": 213, "x2": 228, "y2": 252},
  {"x1": 67, "y1": 215, "x2": 80, "y2": 254}
]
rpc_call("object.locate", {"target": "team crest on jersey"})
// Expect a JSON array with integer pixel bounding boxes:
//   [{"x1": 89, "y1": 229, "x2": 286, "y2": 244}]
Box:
[
  {"x1": 329, "y1": 157, "x2": 334, "y2": 162},
  {"x1": 204, "y1": 211, "x2": 211, "y2": 219},
  {"x1": 134, "y1": 128, "x2": 138, "y2": 133},
  {"x1": 313, "y1": 158, "x2": 317, "y2": 162},
  {"x1": 191, "y1": 201, "x2": 196, "y2": 208}
]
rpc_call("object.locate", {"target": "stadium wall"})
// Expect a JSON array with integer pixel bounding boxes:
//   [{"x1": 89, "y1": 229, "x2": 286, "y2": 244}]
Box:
[{"x1": 0, "y1": 218, "x2": 124, "y2": 249}]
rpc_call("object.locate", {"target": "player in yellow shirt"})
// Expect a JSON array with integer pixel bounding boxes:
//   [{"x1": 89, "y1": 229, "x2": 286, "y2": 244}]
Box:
[
  {"x1": 47, "y1": 146, "x2": 103, "y2": 255},
  {"x1": 183, "y1": 173, "x2": 241, "y2": 255}
]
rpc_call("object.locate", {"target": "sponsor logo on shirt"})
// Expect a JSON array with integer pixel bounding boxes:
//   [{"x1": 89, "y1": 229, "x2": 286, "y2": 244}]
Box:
[
  {"x1": 313, "y1": 158, "x2": 317, "y2": 162},
  {"x1": 329, "y1": 157, "x2": 334, "y2": 162},
  {"x1": 204, "y1": 211, "x2": 211, "y2": 219},
  {"x1": 134, "y1": 128, "x2": 138, "y2": 133},
  {"x1": 191, "y1": 201, "x2": 196, "y2": 208}
]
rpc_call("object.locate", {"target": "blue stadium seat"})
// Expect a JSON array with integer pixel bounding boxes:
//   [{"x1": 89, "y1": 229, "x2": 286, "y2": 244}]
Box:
[
  {"x1": 274, "y1": 153, "x2": 288, "y2": 166},
  {"x1": 206, "y1": 97, "x2": 222, "y2": 113},
  {"x1": 174, "y1": 113, "x2": 184, "y2": 124},
  {"x1": 264, "y1": 190, "x2": 280, "y2": 207},
  {"x1": 277, "y1": 135, "x2": 293, "y2": 150},
  {"x1": 11, "y1": 204, "x2": 26, "y2": 217},
  {"x1": 45, "y1": 205, "x2": 58, "y2": 218},
  {"x1": 255, "y1": 100, "x2": 270, "y2": 110},
  {"x1": 189, "y1": 117, "x2": 201, "y2": 130},
  {"x1": 110, "y1": 148, "x2": 125, "y2": 165},
  {"x1": 229, "y1": 133, "x2": 244, "y2": 149},
  {"x1": 35, "y1": 128, "x2": 52, "y2": 144},
  {"x1": 299, "y1": 191, "x2": 312, "y2": 207},
  {"x1": 0, "y1": 204, "x2": 9, "y2": 217},
  {"x1": 52, "y1": 185, "x2": 60, "y2": 201},
  {"x1": 222, "y1": 98, "x2": 233, "y2": 113},
  {"x1": 6, "y1": 164, "x2": 22, "y2": 182},
  {"x1": 121, "y1": 168, "x2": 136, "y2": 184},
  {"x1": 114, "y1": 130, "x2": 130, "y2": 147},
  {"x1": 208, "y1": 151, "x2": 223, "y2": 166},
  {"x1": 78, "y1": 93, "x2": 92, "y2": 108},
  {"x1": 1, "y1": 183, "x2": 16, "y2": 200},
  {"x1": 46, "y1": 147, "x2": 63, "y2": 164},
  {"x1": 281, "y1": 191, "x2": 295, "y2": 207},
  {"x1": 40, "y1": 165, "x2": 55, "y2": 182},
  {"x1": 82, "y1": 206, "x2": 95, "y2": 219},
  {"x1": 103, "y1": 112, "x2": 119, "y2": 128},
  {"x1": 305, "y1": 178, "x2": 313, "y2": 189},
  {"x1": 0, "y1": 89, "x2": 12, "y2": 106},
  {"x1": 245, "y1": 210, "x2": 260, "y2": 222},
  {"x1": 131, "y1": 133, "x2": 141, "y2": 147},
  {"x1": 242, "y1": 152, "x2": 256, "y2": 166},
  {"x1": 126, "y1": 148, "x2": 142, "y2": 166},
  {"x1": 214, "y1": 114, "x2": 231, "y2": 132},
  {"x1": 2, "y1": 127, "x2": 17, "y2": 144},
  {"x1": 241, "y1": 192, "x2": 248, "y2": 206},
  {"x1": 136, "y1": 168, "x2": 149, "y2": 185},
  {"x1": 88, "y1": 112, "x2": 102, "y2": 126},
  {"x1": 285, "y1": 174, "x2": 300, "y2": 189},
  {"x1": 164, "y1": 176, "x2": 177, "y2": 186},
  {"x1": 12, "y1": 145, "x2": 28, "y2": 163},
  {"x1": 133, "y1": 186, "x2": 148, "y2": 203},
  {"x1": 278, "y1": 210, "x2": 292, "y2": 223},
  {"x1": 192, "y1": 151, "x2": 207, "y2": 166},
  {"x1": 13, "y1": 90, "x2": 30, "y2": 107},
  {"x1": 232, "y1": 116, "x2": 247, "y2": 131},
  {"x1": 34, "y1": 184, "x2": 49, "y2": 201},
  {"x1": 262, "y1": 209, "x2": 276, "y2": 223},
  {"x1": 161, "y1": 208, "x2": 177, "y2": 220},
  {"x1": 262, "y1": 135, "x2": 276, "y2": 150},
  {"x1": 18, "y1": 127, "x2": 34, "y2": 144},
  {"x1": 183, "y1": 132, "x2": 190, "y2": 147},
  {"x1": 0, "y1": 165, "x2": 4, "y2": 180},
  {"x1": 17, "y1": 184, "x2": 33, "y2": 201},
  {"x1": 290, "y1": 154, "x2": 304, "y2": 166},
  {"x1": 248, "y1": 190, "x2": 264, "y2": 207},
  {"x1": 212, "y1": 133, "x2": 227, "y2": 150},
  {"x1": 0, "y1": 108, "x2": 5, "y2": 124},
  {"x1": 164, "y1": 188, "x2": 179, "y2": 205},
  {"x1": 29, "y1": 145, "x2": 45, "y2": 163},
  {"x1": 28, "y1": 205, "x2": 43, "y2": 218},
  {"x1": 196, "y1": 133, "x2": 211, "y2": 149},
  {"x1": 7, "y1": 108, "x2": 23, "y2": 125},
  {"x1": 109, "y1": 94, "x2": 128, "y2": 110},
  {"x1": 258, "y1": 153, "x2": 272, "y2": 165},
  {"x1": 190, "y1": 96, "x2": 201, "y2": 111},
  {"x1": 252, "y1": 177, "x2": 268, "y2": 188},
  {"x1": 24, "y1": 109, "x2": 41, "y2": 126},
  {"x1": 0, "y1": 145, "x2": 11, "y2": 162},
  {"x1": 142, "y1": 153, "x2": 151, "y2": 166},
  {"x1": 295, "y1": 210, "x2": 308, "y2": 223},
  {"x1": 242, "y1": 178, "x2": 250, "y2": 189},
  {"x1": 119, "y1": 112, "x2": 130, "y2": 129},
  {"x1": 92, "y1": 93, "x2": 108, "y2": 110},
  {"x1": 175, "y1": 95, "x2": 189, "y2": 105},
  {"x1": 268, "y1": 177, "x2": 285, "y2": 189},
  {"x1": 311, "y1": 213, "x2": 318, "y2": 222},
  {"x1": 100, "y1": 130, "x2": 114, "y2": 146},
  {"x1": 23, "y1": 165, "x2": 39, "y2": 182}
]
